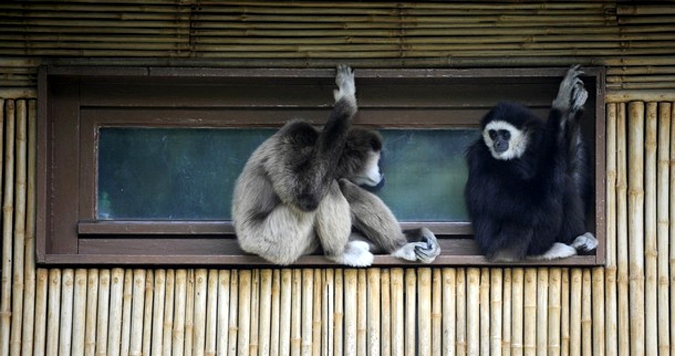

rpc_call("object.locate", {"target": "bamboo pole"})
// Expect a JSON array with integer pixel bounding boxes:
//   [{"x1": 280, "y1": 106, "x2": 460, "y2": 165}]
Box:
[
  {"x1": 291, "y1": 269, "x2": 302, "y2": 356},
  {"x1": 581, "y1": 270, "x2": 592, "y2": 356},
  {"x1": 0, "y1": 99, "x2": 14, "y2": 356},
  {"x1": 344, "y1": 269, "x2": 357, "y2": 356},
  {"x1": 560, "y1": 269, "x2": 570, "y2": 356},
  {"x1": 185, "y1": 269, "x2": 196, "y2": 356},
  {"x1": 357, "y1": 270, "x2": 366, "y2": 356},
  {"x1": 163, "y1": 270, "x2": 176, "y2": 356},
  {"x1": 367, "y1": 268, "x2": 381, "y2": 356},
  {"x1": 71, "y1": 269, "x2": 87, "y2": 356},
  {"x1": 152, "y1": 269, "x2": 166, "y2": 356},
  {"x1": 547, "y1": 269, "x2": 561, "y2": 356},
  {"x1": 466, "y1": 268, "x2": 480, "y2": 356},
  {"x1": 381, "y1": 269, "x2": 391, "y2": 356},
  {"x1": 442, "y1": 268, "x2": 457, "y2": 356},
  {"x1": 391, "y1": 268, "x2": 403, "y2": 356},
  {"x1": 523, "y1": 269, "x2": 536, "y2": 356},
  {"x1": 21, "y1": 99, "x2": 36, "y2": 356},
  {"x1": 278, "y1": 270, "x2": 291, "y2": 356},
  {"x1": 9, "y1": 99, "x2": 25, "y2": 356},
  {"x1": 84, "y1": 269, "x2": 99, "y2": 356},
  {"x1": 404, "y1": 269, "x2": 417, "y2": 356},
  {"x1": 604, "y1": 103, "x2": 619, "y2": 356},
  {"x1": 96, "y1": 270, "x2": 111, "y2": 356},
  {"x1": 628, "y1": 101, "x2": 646, "y2": 356},
  {"x1": 142, "y1": 270, "x2": 154, "y2": 356},
  {"x1": 334, "y1": 269, "x2": 344, "y2": 356},
  {"x1": 301, "y1": 269, "x2": 313, "y2": 356},
  {"x1": 535, "y1": 269, "x2": 548, "y2": 356},
  {"x1": 205, "y1": 270, "x2": 219, "y2": 356},
  {"x1": 502, "y1": 269, "x2": 511, "y2": 356},
  {"x1": 130, "y1": 269, "x2": 146, "y2": 356},
  {"x1": 238, "y1": 270, "x2": 252, "y2": 356},
  {"x1": 479, "y1": 268, "x2": 490, "y2": 356},
  {"x1": 108, "y1": 268, "x2": 126, "y2": 356},
  {"x1": 432, "y1": 269, "x2": 442, "y2": 356},
  {"x1": 569, "y1": 269, "x2": 582, "y2": 356},
  {"x1": 33, "y1": 269, "x2": 48, "y2": 356},
  {"x1": 120, "y1": 269, "x2": 134, "y2": 355},
  {"x1": 174, "y1": 269, "x2": 188, "y2": 356},
  {"x1": 311, "y1": 269, "x2": 321, "y2": 356},
  {"x1": 615, "y1": 103, "x2": 630, "y2": 356},
  {"x1": 324, "y1": 269, "x2": 334, "y2": 356},
  {"x1": 418, "y1": 268, "x2": 432, "y2": 356},
  {"x1": 592, "y1": 268, "x2": 605, "y2": 356},
  {"x1": 511, "y1": 268, "x2": 523, "y2": 356},
  {"x1": 489, "y1": 269, "x2": 502, "y2": 356},
  {"x1": 656, "y1": 102, "x2": 671, "y2": 356},
  {"x1": 456, "y1": 269, "x2": 467, "y2": 356},
  {"x1": 58, "y1": 269, "x2": 74, "y2": 356},
  {"x1": 227, "y1": 270, "x2": 239, "y2": 356},
  {"x1": 644, "y1": 102, "x2": 659, "y2": 356},
  {"x1": 45, "y1": 269, "x2": 61, "y2": 356},
  {"x1": 257, "y1": 270, "x2": 272, "y2": 356},
  {"x1": 670, "y1": 102, "x2": 675, "y2": 356},
  {"x1": 194, "y1": 269, "x2": 208, "y2": 356},
  {"x1": 216, "y1": 270, "x2": 230, "y2": 356}
]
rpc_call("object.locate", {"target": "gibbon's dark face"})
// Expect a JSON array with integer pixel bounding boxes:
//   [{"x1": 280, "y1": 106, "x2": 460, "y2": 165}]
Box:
[
  {"x1": 482, "y1": 120, "x2": 529, "y2": 160},
  {"x1": 350, "y1": 150, "x2": 384, "y2": 188}
]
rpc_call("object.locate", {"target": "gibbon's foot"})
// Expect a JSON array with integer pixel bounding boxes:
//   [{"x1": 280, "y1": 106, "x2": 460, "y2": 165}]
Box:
[
  {"x1": 553, "y1": 65, "x2": 586, "y2": 114},
  {"x1": 328, "y1": 240, "x2": 374, "y2": 267},
  {"x1": 333, "y1": 64, "x2": 356, "y2": 103},
  {"x1": 571, "y1": 232, "x2": 598, "y2": 252},
  {"x1": 527, "y1": 242, "x2": 577, "y2": 261},
  {"x1": 393, "y1": 228, "x2": 441, "y2": 263}
]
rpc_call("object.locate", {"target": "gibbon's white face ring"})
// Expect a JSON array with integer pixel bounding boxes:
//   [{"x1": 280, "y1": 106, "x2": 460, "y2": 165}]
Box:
[
  {"x1": 351, "y1": 151, "x2": 383, "y2": 187},
  {"x1": 483, "y1": 120, "x2": 529, "y2": 160}
]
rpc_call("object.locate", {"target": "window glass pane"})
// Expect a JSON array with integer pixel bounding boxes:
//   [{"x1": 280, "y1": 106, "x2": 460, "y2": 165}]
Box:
[{"x1": 98, "y1": 127, "x2": 478, "y2": 221}]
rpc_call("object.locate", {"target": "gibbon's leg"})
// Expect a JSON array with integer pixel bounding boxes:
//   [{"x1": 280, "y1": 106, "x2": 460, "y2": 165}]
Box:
[
  {"x1": 338, "y1": 179, "x2": 441, "y2": 263},
  {"x1": 316, "y1": 180, "x2": 373, "y2": 267}
]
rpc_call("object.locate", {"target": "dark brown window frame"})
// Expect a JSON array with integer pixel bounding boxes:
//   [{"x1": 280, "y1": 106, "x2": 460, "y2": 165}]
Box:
[{"x1": 37, "y1": 65, "x2": 605, "y2": 266}]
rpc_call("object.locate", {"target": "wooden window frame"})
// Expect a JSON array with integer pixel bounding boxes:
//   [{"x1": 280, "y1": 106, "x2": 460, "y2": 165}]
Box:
[{"x1": 37, "y1": 65, "x2": 606, "y2": 266}]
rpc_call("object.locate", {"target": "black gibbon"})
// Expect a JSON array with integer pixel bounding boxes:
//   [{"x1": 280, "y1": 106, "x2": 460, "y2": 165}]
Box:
[
  {"x1": 232, "y1": 65, "x2": 441, "y2": 266},
  {"x1": 464, "y1": 66, "x2": 598, "y2": 262}
]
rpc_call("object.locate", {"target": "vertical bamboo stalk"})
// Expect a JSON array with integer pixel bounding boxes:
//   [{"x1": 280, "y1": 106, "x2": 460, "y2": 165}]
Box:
[
  {"x1": 216, "y1": 270, "x2": 230, "y2": 356},
  {"x1": 404, "y1": 269, "x2": 417, "y2": 356},
  {"x1": 569, "y1": 269, "x2": 582, "y2": 356},
  {"x1": 510, "y1": 268, "x2": 523, "y2": 356},
  {"x1": 333, "y1": 269, "x2": 344, "y2": 356},
  {"x1": 644, "y1": 102, "x2": 659, "y2": 356},
  {"x1": 356, "y1": 270, "x2": 366, "y2": 356},
  {"x1": 581, "y1": 270, "x2": 592, "y2": 356},
  {"x1": 21, "y1": 99, "x2": 37, "y2": 356},
  {"x1": 71, "y1": 269, "x2": 88, "y2": 356},
  {"x1": 173, "y1": 269, "x2": 188, "y2": 356},
  {"x1": 142, "y1": 270, "x2": 154, "y2": 356},
  {"x1": 432, "y1": 269, "x2": 442, "y2": 356},
  {"x1": 442, "y1": 268, "x2": 457, "y2": 356},
  {"x1": 130, "y1": 269, "x2": 146, "y2": 356},
  {"x1": 185, "y1": 269, "x2": 196, "y2": 356},
  {"x1": 615, "y1": 103, "x2": 630, "y2": 356},
  {"x1": 390, "y1": 268, "x2": 403, "y2": 356},
  {"x1": 312, "y1": 269, "x2": 321, "y2": 356},
  {"x1": 456, "y1": 269, "x2": 467, "y2": 356},
  {"x1": 367, "y1": 268, "x2": 381, "y2": 356},
  {"x1": 536, "y1": 269, "x2": 548, "y2": 356},
  {"x1": 628, "y1": 101, "x2": 646, "y2": 356},
  {"x1": 323, "y1": 269, "x2": 334, "y2": 356},
  {"x1": 291, "y1": 269, "x2": 302, "y2": 356},
  {"x1": 84, "y1": 269, "x2": 99, "y2": 356},
  {"x1": 152, "y1": 270, "x2": 166, "y2": 356},
  {"x1": 523, "y1": 269, "x2": 537, "y2": 356},
  {"x1": 33, "y1": 269, "x2": 48, "y2": 356},
  {"x1": 465, "y1": 268, "x2": 480, "y2": 356},
  {"x1": 604, "y1": 103, "x2": 619, "y2": 356},
  {"x1": 108, "y1": 268, "x2": 126, "y2": 356},
  {"x1": 227, "y1": 270, "x2": 239, "y2": 356},
  {"x1": 163, "y1": 270, "x2": 176, "y2": 356},
  {"x1": 669, "y1": 102, "x2": 675, "y2": 356},
  {"x1": 46, "y1": 269, "x2": 61, "y2": 356},
  {"x1": 547, "y1": 269, "x2": 561, "y2": 356},
  {"x1": 58, "y1": 269, "x2": 74, "y2": 356},
  {"x1": 656, "y1": 102, "x2": 671, "y2": 356},
  {"x1": 502, "y1": 269, "x2": 512, "y2": 356},
  {"x1": 592, "y1": 268, "x2": 605, "y2": 356},
  {"x1": 120, "y1": 269, "x2": 133, "y2": 355},
  {"x1": 278, "y1": 270, "x2": 291, "y2": 356},
  {"x1": 418, "y1": 268, "x2": 432, "y2": 356},
  {"x1": 258, "y1": 270, "x2": 272, "y2": 356},
  {"x1": 96, "y1": 270, "x2": 111, "y2": 356},
  {"x1": 0, "y1": 99, "x2": 14, "y2": 356},
  {"x1": 10, "y1": 99, "x2": 26, "y2": 356},
  {"x1": 344, "y1": 269, "x2": 357, "y2": 356},
  {"x1": 301, "y1": 269, "x2": 314, "y2": 356},
  {"x1": 238, "y1": 270, "x2": 252, "y2": 356},
  {"x1": 479, "y1": 269, "x2": 490, "y2": 356},
  {"x1": 205, "y1": 270, "x2": 219, "y2": 356},
  {"x1": 490, "y1": 269, "x2": 503, "y2": 356},
  {"x1": 560, "y1": 269, "x2": 569, "y2": 356},
  {"x1": 194, "y1": 269, "x2": 209, "y2": 356}
]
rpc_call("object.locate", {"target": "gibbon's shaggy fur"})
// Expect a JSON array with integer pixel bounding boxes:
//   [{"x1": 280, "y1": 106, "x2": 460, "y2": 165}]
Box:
[
  {"x1": 232, "y1": 65, "x2": 440, "y2": 266},
  {"x1": 464, "y1": 66, "x2": 598, "y2": 262}
]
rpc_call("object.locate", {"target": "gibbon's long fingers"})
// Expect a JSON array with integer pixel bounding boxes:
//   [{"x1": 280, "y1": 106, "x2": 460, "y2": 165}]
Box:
[
  {"x1": 414, "y1": 228, "x2": 441, "y2": 263},
  {"x1": 570, "y1": 79, "x2": 588, "y2": 114},
  {"x1": 333, "y1": 64, "x2": 356, "y2": 104},
  {"x1": 526, "y1": 242, "x2": 577, "y2": 261},
  {"x1": 552, "y1": 65, "x2": 584, "y2": 112},
  {"x1": 571, "y1": 232, "x2": 598, "y2": 252}
]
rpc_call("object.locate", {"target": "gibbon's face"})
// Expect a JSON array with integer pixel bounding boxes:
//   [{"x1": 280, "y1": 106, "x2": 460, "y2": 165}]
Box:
[
  {"x1": 349, "y1": 150, "x2": 384, "y2": 187},
  {"x1": 482, "y1": 120, "x2": 529, "y2": 160}
]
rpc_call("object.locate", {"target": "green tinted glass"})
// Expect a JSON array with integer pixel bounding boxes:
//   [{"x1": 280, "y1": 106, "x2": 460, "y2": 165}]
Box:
[{"x1": 97, "y1": 127, "x2": 478, "y2": 221}]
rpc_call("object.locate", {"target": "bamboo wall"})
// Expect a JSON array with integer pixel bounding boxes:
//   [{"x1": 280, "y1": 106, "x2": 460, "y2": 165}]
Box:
[{"x1": 1, "y1": 1, "x2": 675, "y2": 355}]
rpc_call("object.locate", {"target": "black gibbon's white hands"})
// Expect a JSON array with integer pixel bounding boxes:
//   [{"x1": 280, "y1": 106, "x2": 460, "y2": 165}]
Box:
[
  {"x1": 464, "y1": 66, "x2": 598, "y2": 262},
  {"x1": 232, "y1": 65, "x2": 441, "y2": 266}
]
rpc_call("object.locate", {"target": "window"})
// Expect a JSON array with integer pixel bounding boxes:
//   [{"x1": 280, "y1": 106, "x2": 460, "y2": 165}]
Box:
[{"x1": 37, "y1": 66, "x2": 605, "y2": 265}]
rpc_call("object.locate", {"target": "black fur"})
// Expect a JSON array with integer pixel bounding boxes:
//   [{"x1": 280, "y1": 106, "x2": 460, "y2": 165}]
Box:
[{"x1": 464, "y1": 99, "x2": 592, "y2": 261}]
